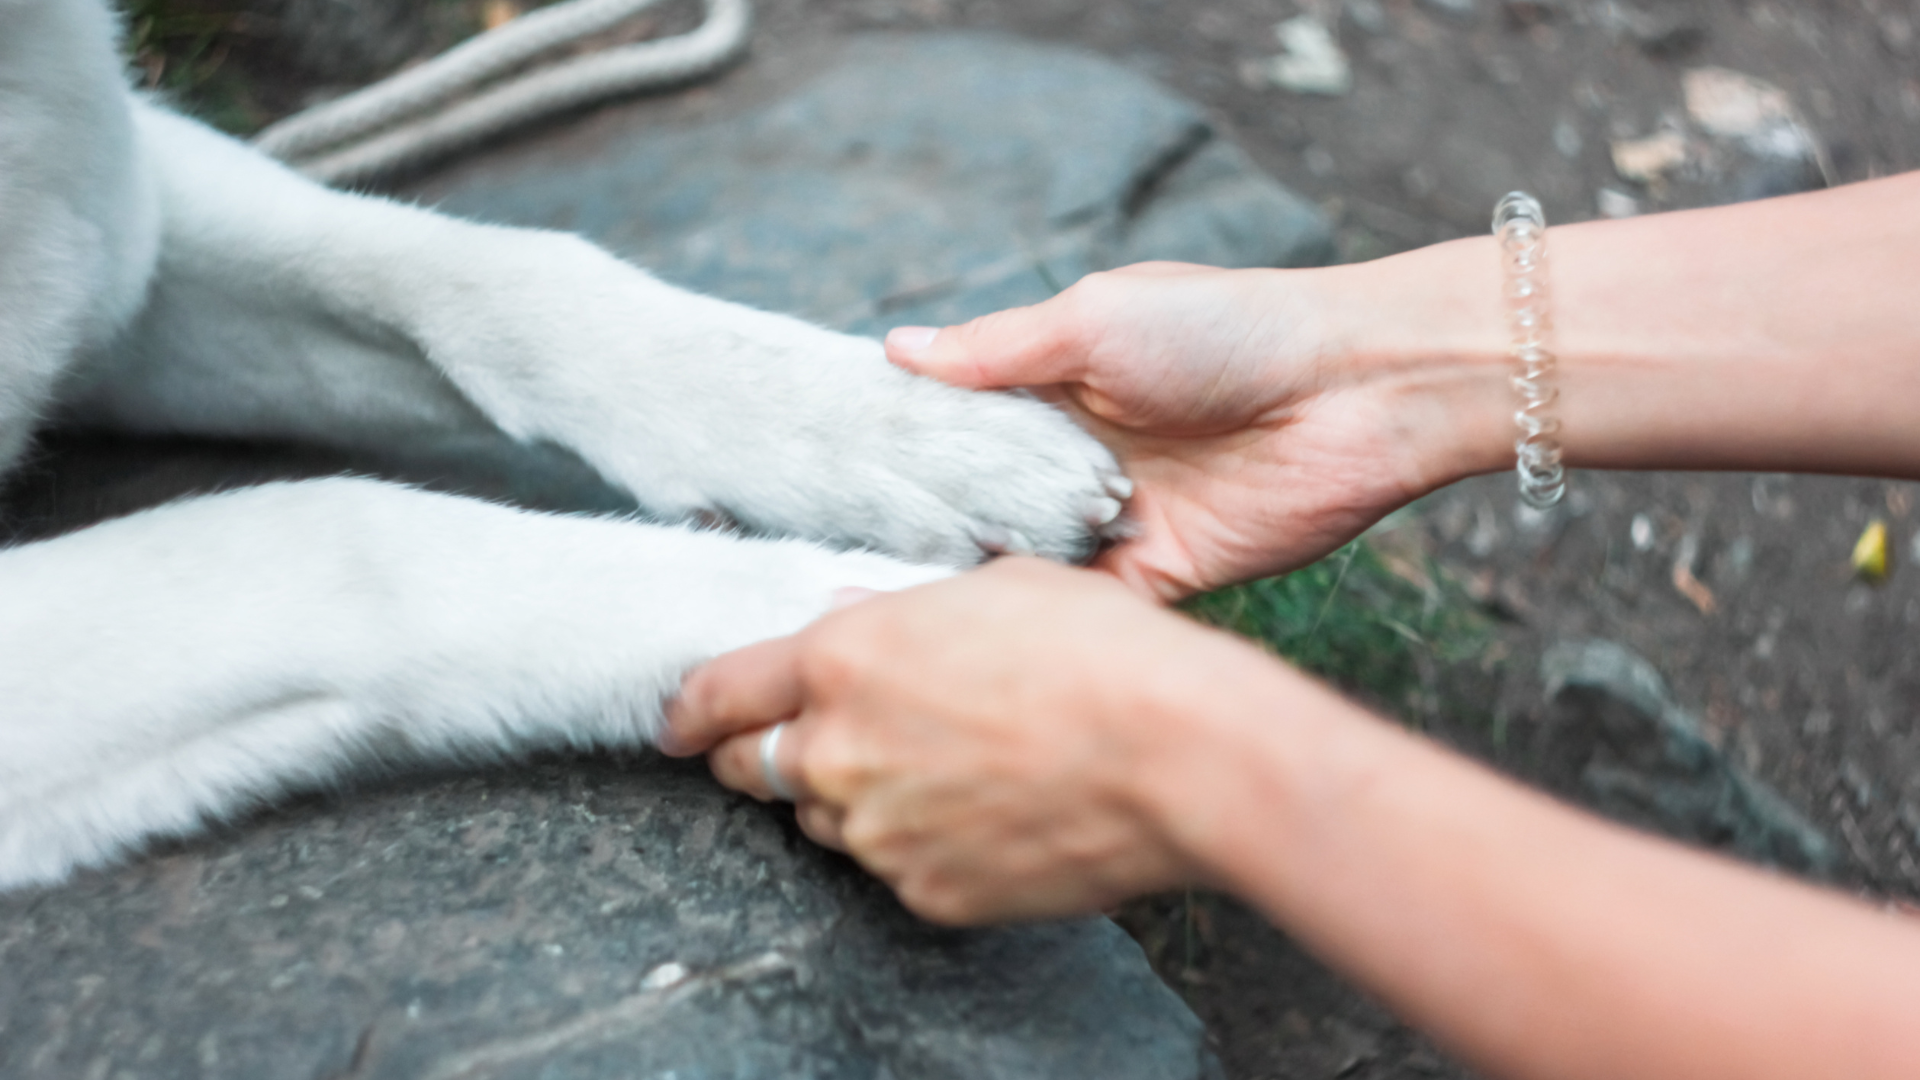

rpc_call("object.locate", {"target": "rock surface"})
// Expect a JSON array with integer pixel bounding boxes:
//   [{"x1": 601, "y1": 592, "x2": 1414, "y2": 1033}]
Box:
[
  {"x1": 0, "y1": 758, "x2": 1218, "y2": 1080},
  {"x1": 1540, "y1": 640, "x2": 1836, "y2": 875},
  {"x1": 411, "y1": 33, "x2": 1334, "y2": 337}
]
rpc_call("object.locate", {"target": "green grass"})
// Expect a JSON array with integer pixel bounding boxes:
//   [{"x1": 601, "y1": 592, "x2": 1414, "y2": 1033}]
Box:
[
  {"x1": 1183, "y1": 535, "x2": 1488, "y2": 710},
  {"x1": 122, "y1": 0, "x2": 265, "y2": 133}
]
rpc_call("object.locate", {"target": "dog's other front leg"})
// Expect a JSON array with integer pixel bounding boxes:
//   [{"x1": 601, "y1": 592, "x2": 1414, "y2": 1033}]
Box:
[
  {"x1": 0, "y1": 477, "x2": 943, "y2": 890},
  {"x1": 62, "y1": 103, "x2": 1124, "y2": 565},
  {"x1": 0, "y1": 0, "x2": 161, "y2": 471}
]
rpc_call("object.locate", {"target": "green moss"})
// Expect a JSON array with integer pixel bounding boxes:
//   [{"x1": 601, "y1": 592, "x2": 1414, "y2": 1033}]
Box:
[
  {"x1": 122, "y1": 0, "x2": 266, "y2": 133},
  {"x1": 1184, "y1": 537, "x2": 1488, "y2": 707}
]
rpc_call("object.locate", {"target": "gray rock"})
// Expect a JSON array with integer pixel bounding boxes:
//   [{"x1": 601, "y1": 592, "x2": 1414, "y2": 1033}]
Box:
[
  {"x1": 242, "y1": 0, "x2": 481, "y2": 87},
  {"x1": 1539, "y1": 640, "x2": 1836, "y2": 875},
  {"x1": 1680, "y1": 67, "x2": 1826, "y2": 204},
  {"x1": 0, "y1": 757, "x2": 1219, "y2": 1080},
  {"x1": 1596, "y1": 0, "x2": 1707, "y2": 57},
  {"x1": 1712, "y1": 149, "x2": 1825, "y2": 205},
  {"x1": 1418, "y1": 0, "x2": 1479, "y2": 23},
  {"x1": 411, "y1": 33, "x2": 1335, "y2": 336},
  {"x1": 1344, "y1": 0, "x2": 1391, "y2": 36},
  {"x1": 1499, "y1": 0, "x2": 1566, "y2": 28}
]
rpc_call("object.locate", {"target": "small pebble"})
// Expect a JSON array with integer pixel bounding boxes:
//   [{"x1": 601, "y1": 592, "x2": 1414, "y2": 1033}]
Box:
[
  {"x1": 1718, "y1": 535, "x2": 1755, "y2": 584},
  {"x1": 1630, "y1": 513, "x2": 1656, "y2": 551},
  {"x1": 1684, "y1": 67, "x2": 1815, "y2": 160},
  {"x1": 1882, "y1": 13, "x2": 1915, "y2": 54},
  {"x1": 1419, "y1": 0, "x2": 1478, "y2": 21},
  {"x1": 1553, "y1": 119, "x2": 1584, "y2": 158},
  {"x1": 1597, "y1": 187, "x2": 1640, "y2": 217},
  {"x1": 1345, "y1": 0, "x2": 1391, "y2": 35},
  {"x1": 1611, "y1": 130, "x2": 1688, "y2": 184},
  {"x1": 1266, "y1": 17, "x2": 1354, "y2": 96},
  {"x1": 1840, "y1": 759, "x2": 1876, "y2": 809},
  {"x1": 1608, "y1": 1, "x2": 1708, "y2": 56},
  {"x1": 1901, "y1": 802, "x2": 1920, "y2": 848},
  {"x1": 642, "y1": 961, "x2": 690, "y2": 990}
]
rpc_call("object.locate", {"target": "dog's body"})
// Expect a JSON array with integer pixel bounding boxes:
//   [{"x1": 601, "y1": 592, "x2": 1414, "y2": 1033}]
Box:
[{"x1": 0, "y1": 0, "x2": 1122, "y2": 889}]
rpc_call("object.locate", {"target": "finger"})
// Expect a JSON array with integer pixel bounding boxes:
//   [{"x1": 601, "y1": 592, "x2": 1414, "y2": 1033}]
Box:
[
  {"x1": 795, "y1": 800, "x2": 848, "y2": 852},
  {"x1": 883, "y1": 298, "x2": 1089, "y2": 390},
  {"x1": 706, "y1": 722, "x2": 811, "y2": 802},
  {"x1": 1086, "y1": 495, "x2": 1204, "y2": 604},
  {"x1": 830, "y1": 586, "x2": 879, "y2": 611},
  {"x1": 661, "y1": 636, "x2": 805, "y2": 756},
  {"x1": 1108, "y1": 260, "x2": 1211, "y2": 278},
  {"x1": 706, "y1": 729, "x2": 766, "y2": 798}
]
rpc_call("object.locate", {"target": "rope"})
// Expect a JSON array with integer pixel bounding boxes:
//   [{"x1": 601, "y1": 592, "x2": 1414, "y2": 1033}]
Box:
[{"x1": 252, "y1": 0, "x2": 753, "y2": 186}]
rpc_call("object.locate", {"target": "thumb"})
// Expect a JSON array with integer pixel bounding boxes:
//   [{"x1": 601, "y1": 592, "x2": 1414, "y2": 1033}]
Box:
[{"x1": 884, "y1": 298, "x2": 1089, "y2": 390}]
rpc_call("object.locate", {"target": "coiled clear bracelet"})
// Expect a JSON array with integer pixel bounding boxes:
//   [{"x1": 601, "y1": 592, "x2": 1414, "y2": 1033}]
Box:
[{"x1": 1493, "y1": 191, "x2": 1567, "y2": 510}]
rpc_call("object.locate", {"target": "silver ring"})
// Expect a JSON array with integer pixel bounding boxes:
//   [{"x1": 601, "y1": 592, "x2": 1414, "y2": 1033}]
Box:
[{"x1": 759, "y1": 722, "x2": 798, "y2": 802}]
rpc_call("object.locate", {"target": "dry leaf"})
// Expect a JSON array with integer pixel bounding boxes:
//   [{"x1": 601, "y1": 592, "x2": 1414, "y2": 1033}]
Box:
[{"x1": 482, "y1": 0, "x2": 522, "y2": 31}]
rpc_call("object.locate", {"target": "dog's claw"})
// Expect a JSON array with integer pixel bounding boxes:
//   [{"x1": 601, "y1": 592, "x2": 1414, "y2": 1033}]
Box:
[
  {"x1": 1102, "y1": 474, "x2": 1134, "y2": 501},
  {"x1": 973, "y1": 524, "x2": 1037, "y2": 557},
  {"x1": 971, "y1": 524, "x2": 1013, "y2": 555},
  {"x1": 1085, "y1": 497, "x2": 1124, "y2": 527}
]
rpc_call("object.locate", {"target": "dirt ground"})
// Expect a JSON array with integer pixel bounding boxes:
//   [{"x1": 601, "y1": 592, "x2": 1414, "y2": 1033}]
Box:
[{"x1": 110, "y1": 1, "x2": 1920, "y2": 1077}]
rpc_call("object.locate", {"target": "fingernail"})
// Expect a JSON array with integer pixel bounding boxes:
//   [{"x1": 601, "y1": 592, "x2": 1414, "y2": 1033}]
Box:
[
  {"x1": 967, "y1": 524, "x2": 1039, "y2": 557},
  {"x1": 831, "y1": 586, "x2": 879, "y2": 610},
  {"x1": 656, "y1": 699, "x2": 692, "y2": 756},
  {"x1": 885, "y1": 326, "x2": 940, "y2": 357}
]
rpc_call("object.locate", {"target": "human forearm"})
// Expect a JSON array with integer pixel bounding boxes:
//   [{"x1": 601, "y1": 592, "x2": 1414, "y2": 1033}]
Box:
[
  {"x1": 1162, "y1": 657, "x2": 1920, "y2": 1080},
  {"x1": 1327, "y1": 172, "x2": 1920, "y2": 489},
  {"x1": 670, "y1": 556, "x2": 1920, "y2": 1077}
]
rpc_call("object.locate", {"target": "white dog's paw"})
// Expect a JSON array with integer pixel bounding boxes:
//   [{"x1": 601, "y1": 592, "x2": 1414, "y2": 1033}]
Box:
[
  {"x1": 455, "y1": 249, "x2": 1129, "y2": 564},
  {"x1": 675, "y1": 332, "x2": 1131, "y2": 566}
]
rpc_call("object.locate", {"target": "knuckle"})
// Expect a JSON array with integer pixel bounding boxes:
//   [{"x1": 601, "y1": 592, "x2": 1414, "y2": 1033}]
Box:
[
  {"x1": 676, "y1": 668, "x2": 725, "y2": 724},
  {"x1": 797, "y1": 725, "x2": 864, "y2": 797},
  {"x1": 706, "y1": 740, "x2": 751, "y2": 793},
  {"x1": 1052, "y1": 284, "x2": 1107, "y2": 349},
  {"x1": 800, "y1": 625, "x2": 874, "y2": 694},
  {"x1": 796, "y1": 802, "x2": 840, "y2": 847},
  {"x1": 836, "y1": 806, "x2": 887, "y2": 855},
  {"x1": 899, "y1": 877, "x2": 976, "y2": 927}
]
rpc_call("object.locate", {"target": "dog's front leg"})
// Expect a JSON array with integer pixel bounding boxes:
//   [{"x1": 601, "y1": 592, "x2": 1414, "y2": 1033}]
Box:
[
  {"x1": 63, "y1": 102, "x2": 1125, "y2": 565},
  {"x1": 0, "y1": 0, "x2": 161, "y2": 473},
  {"x1": 0, "y1": 477, "x2": 942, "y2": 890}
]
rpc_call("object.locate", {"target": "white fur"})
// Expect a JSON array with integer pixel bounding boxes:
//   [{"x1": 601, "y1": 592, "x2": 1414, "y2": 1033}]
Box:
[{"x1": 0, "y1": 0, "x2": 1123, "y2": 889}]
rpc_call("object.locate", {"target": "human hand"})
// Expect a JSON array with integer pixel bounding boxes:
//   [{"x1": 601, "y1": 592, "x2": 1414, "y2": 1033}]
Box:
[
  {"x1": 886, "y1": 260, "x2": 1508, "y2": 600},
  {"x1": 659, "y1": 558, "x2": 1269, "y2": 925}
]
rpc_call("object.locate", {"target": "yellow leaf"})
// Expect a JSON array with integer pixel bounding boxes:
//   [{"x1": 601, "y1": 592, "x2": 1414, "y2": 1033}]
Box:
[{"x1": 1852, "y1": 520, "x2": 1890, "y2": 581}]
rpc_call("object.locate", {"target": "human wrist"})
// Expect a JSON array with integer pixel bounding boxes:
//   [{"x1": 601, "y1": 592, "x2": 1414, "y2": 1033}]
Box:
[
  {"x1": 1300, "y1": 243, "x2": 1516, "y2": 497},
  {"x1": 1119, "y1": 627, "x2": 1355, "y2": 895}
]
